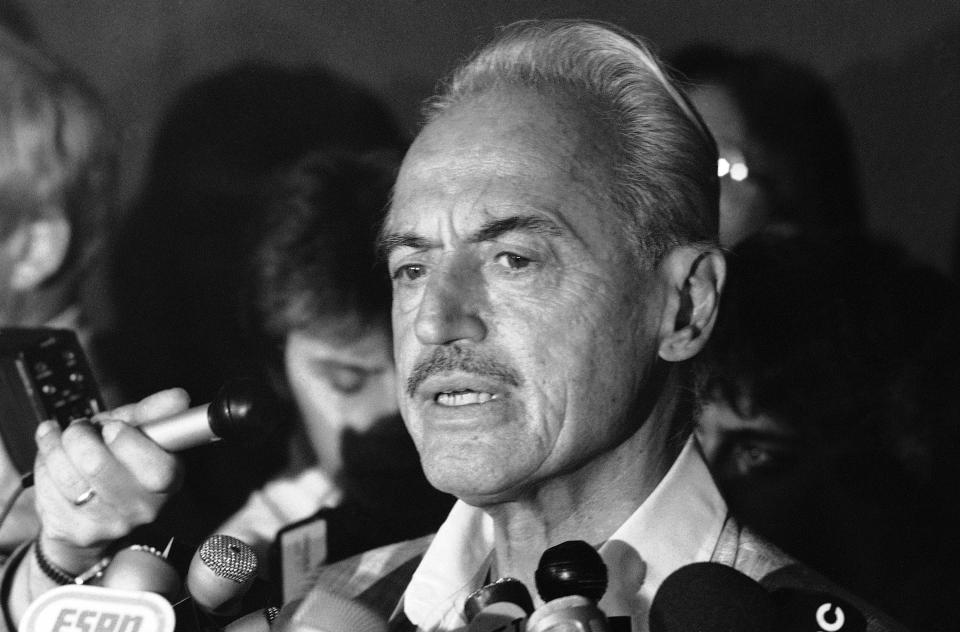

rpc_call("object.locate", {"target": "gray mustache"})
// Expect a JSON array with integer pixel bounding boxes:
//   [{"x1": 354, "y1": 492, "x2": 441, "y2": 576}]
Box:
[{"x1": 406, "y1": 345, "x2": 522, "y2": 397}]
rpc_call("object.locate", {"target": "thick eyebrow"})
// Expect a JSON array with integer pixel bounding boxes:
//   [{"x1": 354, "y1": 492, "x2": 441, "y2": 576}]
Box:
[
  {"x1": 377, "y1": 214, "x2": 566, "y2": 261},
  {"x1": 468, "y1": 215, "x2": 564, "y2": 243},
  {"x1": 377, "y1": 231, "x2": 431, "y2": 261}
]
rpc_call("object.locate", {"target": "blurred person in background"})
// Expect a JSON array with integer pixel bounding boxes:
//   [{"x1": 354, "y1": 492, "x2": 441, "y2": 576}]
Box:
[
  {"x1": 0, "y1": 26, "x2": 116, "y2": 557},
  {"x1": 671, "y1": 44, "x2": 864, "y2": 246},
  {"x1": 0, "y1": 20, "x2": 905, "y2": 632},
  {"x1": 217, "y1": 150, "x2": 452, "y2": 572},
  {"x1": 693, "y1": 228, "x2": 960, "y2": 631},
  {"x1": 100, "y1": 63, "x2": 408, "y2": 541}
]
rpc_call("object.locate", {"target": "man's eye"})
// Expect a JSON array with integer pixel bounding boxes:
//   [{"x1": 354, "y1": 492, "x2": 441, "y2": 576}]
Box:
[
  {"x1": 494, "y1": 252, "x2": 531, "y2": 270},
  {"x1": 729, "y1": 441, "x2": 796, "y2": 477},
  {"x1": 393, "y1": 264, "x2": 426, "y2": 281}
]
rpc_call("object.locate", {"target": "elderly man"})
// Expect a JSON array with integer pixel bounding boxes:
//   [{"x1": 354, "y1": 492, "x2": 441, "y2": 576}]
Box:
[
  {"x1": 295, "y1": 20, "x2": 904, "y2": 632},
  {"x1": 2, "y1": 19, "x2": 903, "y2": 632}
]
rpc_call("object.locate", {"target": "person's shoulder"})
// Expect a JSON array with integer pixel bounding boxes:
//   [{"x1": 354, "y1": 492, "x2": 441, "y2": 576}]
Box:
[{"x1": 715, "y1": 518, "x2": 909, "y2": 632}]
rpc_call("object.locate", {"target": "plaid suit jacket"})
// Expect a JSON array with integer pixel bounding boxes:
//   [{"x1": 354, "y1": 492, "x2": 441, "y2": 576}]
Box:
[{"x1": 290, "y1": 516, "x2": 908, "y2": 632}]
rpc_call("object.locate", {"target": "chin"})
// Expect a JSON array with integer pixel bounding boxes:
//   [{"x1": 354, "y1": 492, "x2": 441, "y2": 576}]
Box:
[{"x1": 422, "y1": 453, "x2": 533, "y2": 507}]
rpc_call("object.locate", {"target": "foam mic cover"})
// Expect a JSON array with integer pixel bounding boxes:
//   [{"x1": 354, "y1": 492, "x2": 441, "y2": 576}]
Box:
[
  {"x1": 186, "y1": 534, "x2": 259, "y2": 617},
  {"x1": 98, "y1": 544, "x2": 182, "y2": 602},
  {"x1": 649, "y1": 562, "x2": 776, "y2": 632},
  {"x1": 535, "y1": 540, "x2": 608, "y2": 602},
  {"x1": 464, "y1": 577, "x2": 534, "y2": 632},
  {"x1": 139, "y1": 379, "x2": 277, "y2": 452},
  {"x1": 287, "y1": 586, "x2": 386, "y2": 632},
  {"x1": 768, "y1": 587, "x2": 867, "y2": 632},
  {"x1": 528, "y1": 541, "x2": 612, "y2": 632}
]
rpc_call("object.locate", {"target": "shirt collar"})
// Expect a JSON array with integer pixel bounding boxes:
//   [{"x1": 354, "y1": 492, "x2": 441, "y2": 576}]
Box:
[
  {"x1": 598, "y1": 436, "x2": 728, "y2": 625},
  {"x1": 403, "y1": 437, "x2": 727, "y2": 631}
]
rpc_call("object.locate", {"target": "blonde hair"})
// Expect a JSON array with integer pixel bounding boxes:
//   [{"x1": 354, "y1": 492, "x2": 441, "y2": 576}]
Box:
[{"x1": 0, "y1": 28, "x2": 115, "y2": 272}]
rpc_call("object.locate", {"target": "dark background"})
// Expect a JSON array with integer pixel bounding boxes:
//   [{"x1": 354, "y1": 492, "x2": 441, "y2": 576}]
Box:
[{"x1": 17, "y1": 0, "x2": 960, "y2": 274}]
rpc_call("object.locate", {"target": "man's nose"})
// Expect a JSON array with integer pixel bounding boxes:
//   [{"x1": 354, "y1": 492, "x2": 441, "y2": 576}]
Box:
[{"x1": 414, "y1": 259, "x2": 486, "y2": 345}]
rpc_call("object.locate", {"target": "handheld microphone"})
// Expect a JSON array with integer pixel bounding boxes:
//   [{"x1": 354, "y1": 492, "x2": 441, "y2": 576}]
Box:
[
  {"x1": 527, "y1": 540, "x2": 611, "y2": 632},
  {"x1": 18, "y1": 379, "x2": 277, "y2": 491},
  {"x1": 535, "y1": 540, "x2": 608, "y2": 602},
  {"x1": 464, "y1": 577, "x2": 534, "y2": 632},
  {"x1": 186, "y1": 534, "x2": 260, "y2": 619},
  {"x1": 138, "y1": 379, "x2": 278, "y2": 452},
  {"x1": 98, "y1": 543, "x2": 183, "y2": 602},
  {"x1": 767, "y1": 587, "x2": 867, "y2": 632},
  {"x1": 19, "y1": 585, "x2": 176, "y2": 632},
  {"x1": 648, "y1": 562, "x2": 776, "y2": 632}
]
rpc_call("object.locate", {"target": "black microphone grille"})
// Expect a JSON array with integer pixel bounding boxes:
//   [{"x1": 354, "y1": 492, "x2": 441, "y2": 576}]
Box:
[
  {"x1": 208, "y1": 379, "x2": 279, "y2": 441},
  {"x1": 535, "y1": 540, "x2": 608, "y2": 603}
]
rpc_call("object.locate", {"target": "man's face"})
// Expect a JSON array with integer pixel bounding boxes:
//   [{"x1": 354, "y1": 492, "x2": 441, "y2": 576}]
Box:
[
  {"x1": 284, "y1": 323, "x2": 406, "y2": 478},
  {"x1": 384, "y1": 87, "x2": 667, "y2": 505}
]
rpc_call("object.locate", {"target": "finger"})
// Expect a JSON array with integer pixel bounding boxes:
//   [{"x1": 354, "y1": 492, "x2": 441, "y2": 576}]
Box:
[
  {"x1": 33, "y1": 421, "x2": 126, "y2": 547},
  {"x1": 34, "y1": 420, "x2": 92, "y2": 506},
  {"x1": 129, "y1": 388, "x2": 191, "y2": 425},
  {"x1": 101, "y1": 421, "x2": 183, "y2": 494},
  {"x1": 92, "y1": 388, "x2": 191, "y2": 427},
  {"x1": 59, "y1": 422, "x2": 167, "y2": 524}
]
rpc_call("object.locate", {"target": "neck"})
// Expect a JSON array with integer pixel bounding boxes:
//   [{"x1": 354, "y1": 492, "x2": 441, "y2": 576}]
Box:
[{"x1": 484, "y1": 369, "x2": 688, "y2": 601}]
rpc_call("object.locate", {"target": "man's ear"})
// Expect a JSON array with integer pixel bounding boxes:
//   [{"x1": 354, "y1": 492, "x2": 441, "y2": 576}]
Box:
[
  {"x1": 657, "y1": 245, "x2": 726, "y2": 362},
  {"x1": 10, "y1": 213, "x2": 72, "y2": 290}
]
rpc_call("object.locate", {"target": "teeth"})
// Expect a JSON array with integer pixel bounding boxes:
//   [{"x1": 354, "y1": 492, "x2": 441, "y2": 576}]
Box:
[{"x1": 436, "y1": 391, "x2": 496, "y2": 406}]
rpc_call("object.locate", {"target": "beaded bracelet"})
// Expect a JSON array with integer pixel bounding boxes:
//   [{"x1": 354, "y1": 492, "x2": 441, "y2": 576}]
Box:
[
  {"x1": 33, "y1": 539, "x2": 73, "y2": 586},
  {"x1": 34, "y1": 539, "x2": 111, "y2": 586}
]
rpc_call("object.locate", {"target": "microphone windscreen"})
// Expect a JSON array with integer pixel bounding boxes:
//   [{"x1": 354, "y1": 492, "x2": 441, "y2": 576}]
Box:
[
  {"x1": 98, "y1": 544, "x2": 182, "y2": 602},
  {"x1": 768, "y1": 587, "x2": 867, "y2": 632},
  {"x1": 465, "y1": 577, "x2": 535, "y2": 621},
  {"x1": 535, "y1": 540, "x2": 608, "y2": 602},
  {"x1": 187, "y1": 534, "x2": 259, "y2": 616},
  {"x1": 207, "y1": 379, "x2": 278, "y2": 441},
  {"x1": 465, "y1": 577, "x2": 534, "y2": 632},
  {"x1": 649, "y1": 562, "x2": 775, "y2": 632},
  {"x1": 289, "y1": 586, "x2": 386, "y2": 632},
  {"x1": 526, "y1": 595, "x2": 611, "y2": 632}
]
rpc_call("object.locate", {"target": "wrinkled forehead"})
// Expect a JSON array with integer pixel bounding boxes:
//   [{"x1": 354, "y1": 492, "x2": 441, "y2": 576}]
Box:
[{"x1": 385, "y1": 87, "x2": 621, "y2": 237}]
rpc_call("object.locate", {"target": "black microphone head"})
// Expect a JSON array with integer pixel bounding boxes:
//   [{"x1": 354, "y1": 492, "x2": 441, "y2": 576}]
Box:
[
  {"x1": 208, "y1": 379, "x2": 279, "y2": 441},
  {"x1": 649, "y1": 562, "x2": 775, "y2": 632},
  {"x1": 535, "y1": 540, "x2": 608, "y2": 603},
  {"x1": 768, "y1": 587, "x2": 867, "y2": 632}
]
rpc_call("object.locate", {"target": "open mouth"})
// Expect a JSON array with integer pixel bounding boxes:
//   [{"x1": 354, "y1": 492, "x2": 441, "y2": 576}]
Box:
[{"x1": 435, "y1": 390, "x2": 499, "y2": 406}]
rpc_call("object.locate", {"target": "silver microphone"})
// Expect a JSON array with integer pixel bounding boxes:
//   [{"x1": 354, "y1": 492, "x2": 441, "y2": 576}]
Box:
[
  {"x1": 139, "y1": 379, "x2": 277, "y2": 452},
  {"x1": 186, "y1": 534, "x2": 259, "y2": 618}
]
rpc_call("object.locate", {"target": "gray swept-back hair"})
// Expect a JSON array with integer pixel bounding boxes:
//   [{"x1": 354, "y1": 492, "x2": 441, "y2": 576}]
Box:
[{"x1": 424, "y1": 19, "x2": 719, "y2": 266}]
